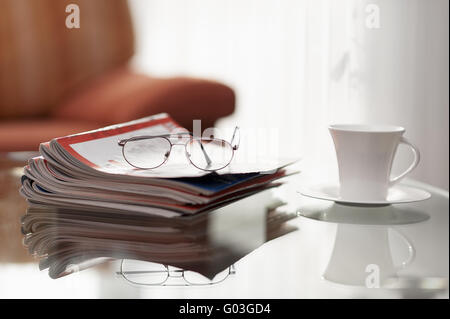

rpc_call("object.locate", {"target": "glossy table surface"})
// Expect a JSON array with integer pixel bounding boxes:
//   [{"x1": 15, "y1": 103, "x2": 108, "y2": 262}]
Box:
[{"x1": 0, "y1": 153, "x2": 448, "y2": 298}]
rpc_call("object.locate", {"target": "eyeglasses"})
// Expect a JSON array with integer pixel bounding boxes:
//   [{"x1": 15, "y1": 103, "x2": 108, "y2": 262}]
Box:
[
  {"x1": 118, "y1": 127, "x2": 240, "y2": 171},
  {"x1": 117, "y1": 259, "x2": 236, "y2": 286}
]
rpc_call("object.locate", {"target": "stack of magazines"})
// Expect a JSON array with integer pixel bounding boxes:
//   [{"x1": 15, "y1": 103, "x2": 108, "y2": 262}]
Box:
[{"x1": 20, "y1": 113, "x2": 298, "y2": 279}]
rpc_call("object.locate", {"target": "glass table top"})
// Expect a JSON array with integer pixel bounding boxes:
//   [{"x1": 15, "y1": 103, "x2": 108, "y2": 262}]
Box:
[{"x1": 0, "y1": 154, "x2": 448, "y2": 298}]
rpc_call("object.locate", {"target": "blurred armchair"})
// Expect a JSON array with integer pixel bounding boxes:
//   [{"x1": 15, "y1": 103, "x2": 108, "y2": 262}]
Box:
[{"x1": 0, "y1": 0, "x2": 235, "y2": 152}]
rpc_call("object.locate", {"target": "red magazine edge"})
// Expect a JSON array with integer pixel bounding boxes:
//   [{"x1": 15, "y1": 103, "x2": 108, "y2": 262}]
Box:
[{"x1": 54, "y1": 115, "x2": 181, "y2": 169}]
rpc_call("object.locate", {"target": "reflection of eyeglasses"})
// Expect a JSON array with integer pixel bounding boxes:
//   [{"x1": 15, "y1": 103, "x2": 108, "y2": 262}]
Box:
[
  {"x1": 118, "y1": 127, "x2": 240, "y2": 171},
  {"x1": 117, "y1": 260, "x2": 236, "y2": 286}
]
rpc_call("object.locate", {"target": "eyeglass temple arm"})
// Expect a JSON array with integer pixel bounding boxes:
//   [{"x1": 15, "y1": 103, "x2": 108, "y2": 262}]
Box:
[
  {"x1": 197, "y1": 140, "x2": 212, "y2": 167},
  {"x1": 231, "y1": 126, "x2": 240, "y2": 150}
]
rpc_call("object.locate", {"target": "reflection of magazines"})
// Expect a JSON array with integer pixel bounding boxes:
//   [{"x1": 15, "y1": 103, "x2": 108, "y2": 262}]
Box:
[{"x1": 22, "y1": 198, "x2": 298, "y2": 279}]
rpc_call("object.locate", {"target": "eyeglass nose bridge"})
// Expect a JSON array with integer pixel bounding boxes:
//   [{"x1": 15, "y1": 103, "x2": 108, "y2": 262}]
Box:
[
  {"x1": 167, "y1": 268, "x2": 185, "y2": 278},
  {"x1": 164, "y1": 142, "x2": 187, "y2": 160},
  {"x1": 229, "y1": 264, "x2": 236, "y2": 275}
]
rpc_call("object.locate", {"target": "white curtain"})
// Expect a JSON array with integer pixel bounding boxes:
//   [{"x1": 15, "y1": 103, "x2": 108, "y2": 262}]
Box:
[
  {"x1": 128, "y1": 0, "x2": 449, "y2": 189},
  {"x1": 355, "y1": 0, "x2": 449, "y2": 190}
]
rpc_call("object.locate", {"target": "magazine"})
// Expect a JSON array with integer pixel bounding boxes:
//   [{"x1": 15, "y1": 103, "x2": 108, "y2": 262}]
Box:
[{"x1": 20, "y1": 113, "x2": 299, "y2": 217}]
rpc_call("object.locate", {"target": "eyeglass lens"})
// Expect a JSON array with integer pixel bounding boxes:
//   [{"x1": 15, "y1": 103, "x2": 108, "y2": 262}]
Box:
[
  {"x1": 186, "y1": 139, "x2": 234, "y2": 171},
  {"x1": 120, "y1": 260, "x2": 232, "y2": 286},
  {"x1": 183, "y1": 267, "x2": 231, "y2": 285},
  {"x1": 121, "y1": 260, "x2": 169, "y2": 285},
  {"x1": 123, "y1": 137, "x2": 171, "y2": 169}
]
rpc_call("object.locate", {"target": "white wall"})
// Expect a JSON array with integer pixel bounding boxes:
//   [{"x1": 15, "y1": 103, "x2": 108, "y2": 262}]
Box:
[
  {"x1": 128, "y1": 0, "x2": 449, "y2": 190},
  {"x1": 357, "y1": 0, "x2": 449, "y2": 190}
]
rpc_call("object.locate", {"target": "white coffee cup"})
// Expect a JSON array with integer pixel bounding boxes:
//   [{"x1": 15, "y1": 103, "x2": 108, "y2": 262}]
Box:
[{"x1": 329, "y1": 124, "x2": 420, "y2": 201}]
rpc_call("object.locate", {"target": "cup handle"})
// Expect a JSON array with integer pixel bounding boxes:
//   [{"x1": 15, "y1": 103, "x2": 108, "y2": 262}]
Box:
[
  {"x1": 389, "y1": 136, "x2": 420, "y2": 186},
  {"x1": 391, "y1": 228, "x2": 416, "y2": 271}
]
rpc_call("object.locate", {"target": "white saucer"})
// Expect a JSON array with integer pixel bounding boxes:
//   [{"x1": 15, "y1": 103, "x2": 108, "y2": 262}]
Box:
[{"x1": 299, "y1": 183, "x2": 431, "y2": 205}]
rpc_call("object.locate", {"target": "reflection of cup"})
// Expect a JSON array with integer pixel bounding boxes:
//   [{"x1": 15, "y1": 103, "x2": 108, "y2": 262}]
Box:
[
  {"x1": 323, "y1": 224, "x2": 415, "y2": 287},
  {"x1": 329, "y1": 124, "x2": 420, "y2": 201}
]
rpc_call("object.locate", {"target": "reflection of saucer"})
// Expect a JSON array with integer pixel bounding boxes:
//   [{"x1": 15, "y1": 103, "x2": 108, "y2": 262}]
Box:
[
  {"x1": 299, "y1": 183, "x2": 431, "y2": 205},
  {"x1": 383, "y1": 276, "x2": 449, "y2": 298},
  {"x1": 298, "y1": 202, "x2": 430, "y2": 225}
]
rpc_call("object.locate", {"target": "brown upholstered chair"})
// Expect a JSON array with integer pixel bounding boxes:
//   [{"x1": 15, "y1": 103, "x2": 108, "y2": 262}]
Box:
[{"x1": 0, "y1": 0, "x2": 235, "y2": 151}]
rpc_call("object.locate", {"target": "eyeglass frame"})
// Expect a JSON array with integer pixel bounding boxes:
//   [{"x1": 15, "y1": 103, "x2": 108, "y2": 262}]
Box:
[
  {"x1": 117, "y1": 260, "x2": 236, "y2": 286},
  {"x1": 117, "y1": 126, "x2": 240, "y2": 171}
]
